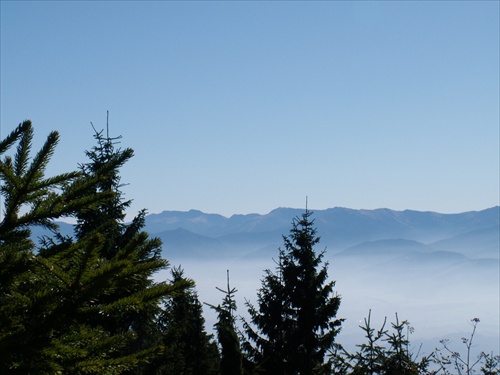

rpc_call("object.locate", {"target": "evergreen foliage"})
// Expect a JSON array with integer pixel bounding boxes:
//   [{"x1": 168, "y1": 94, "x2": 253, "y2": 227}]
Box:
[
  {"x1": 153, "y1": 267, "x2": 220, "y2": 375},
  {"x1": 243, "y1": 209, "x2": 343, "y2": 374},
  {"x1": 381, "y1": 314, "x2": 427, "y2": 374},
  {"x1": 0, "y1": 121, "x2": 113, "y2": 372},
  {"x1": 345, "y1": 310, "x2": 389, "y2": 375},
  {"x1": 0, "y1": 120, "x2": 186, "y2": 373},
  {"x1": 207, "y1": 270, "x2": 243, "y2": 375},
  {"x1": 73, "y1": 125, "x2": 190, "y2": 365}
]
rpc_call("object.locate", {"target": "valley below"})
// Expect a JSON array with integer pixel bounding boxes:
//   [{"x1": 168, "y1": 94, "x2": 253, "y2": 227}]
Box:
[{"x1": 148, "y1": 206, "x2": 499, "y2": 357}]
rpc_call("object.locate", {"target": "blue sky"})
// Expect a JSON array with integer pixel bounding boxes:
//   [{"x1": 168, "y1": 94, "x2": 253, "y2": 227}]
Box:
[{"x1": 1, "y1": 1, "x2": 498, "y2": 218}]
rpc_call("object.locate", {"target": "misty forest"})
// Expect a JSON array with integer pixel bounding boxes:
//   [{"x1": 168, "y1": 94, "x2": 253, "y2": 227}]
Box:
[{"x1": 1, "y1": 121, "x2": 499, "y2": 374}]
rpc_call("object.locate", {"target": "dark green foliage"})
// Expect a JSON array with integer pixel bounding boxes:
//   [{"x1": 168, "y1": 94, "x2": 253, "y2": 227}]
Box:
[
  {"x1": 243, "y1": 210, "x2": 343, "y2": 374},
  {"x1": 0, "y1": 121, "x2": 114, "y2": 372},
  {"x1": 0, "y1": 121, "x2": 107, "y2": 245},
  {"x1": 207, "y1": 270, "x2": 243, "y2": 375},
  {"x1": 72, "y1": 125, "x2": 186, "y2": 363},
  {"x1": 75, "y1": 124, "x2": 132, "y2": 255},
  {"x1": 69, "y1": 123, "x2": 189, "y2": 371},
  {"x1": 0, "y1": 120, "x2": 186, "y2": 373},
  {"x1": 243, "y1": 265, "x2": 288, "y2": 374},
  {"x1": 153, "y1": 267, "x2": 220, "y2": 375}
]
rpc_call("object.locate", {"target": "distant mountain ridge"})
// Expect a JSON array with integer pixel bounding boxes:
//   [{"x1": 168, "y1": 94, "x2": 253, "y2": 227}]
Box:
[
  {"x1": 29, "y1": 207, "x2": 499, "y2": 261},
  {"x1": 144, "y1": 206, "x2": 499, "y2": 261}
]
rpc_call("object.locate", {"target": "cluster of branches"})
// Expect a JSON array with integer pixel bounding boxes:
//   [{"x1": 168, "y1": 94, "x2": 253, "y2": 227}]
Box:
[
  {"x1": 1, "y1": 121, "x2": 498, "y2": 375},
  {"x1": 329, "y1": 313, "x2": 499, "y2": 375},
  {"x1": 0, "y1": 121, "x2": 194, "y2": 373}
]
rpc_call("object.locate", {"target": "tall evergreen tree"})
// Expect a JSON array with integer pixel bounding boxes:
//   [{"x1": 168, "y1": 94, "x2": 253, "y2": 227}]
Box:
[
  {"x1": 243, "y1": 209, "x2": 343, "y2": 375},
  {"x1": 73, "y1": 123, "x2": 188, "y2": 355},
  {"x1": 71, "y1": 121, "x2": 194, "y2": 371},
  {"x1": 153, "y1": 267, "x2": 220, "y2": 375}
]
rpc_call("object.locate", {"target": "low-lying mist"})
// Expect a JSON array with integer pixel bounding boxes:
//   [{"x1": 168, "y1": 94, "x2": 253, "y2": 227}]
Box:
[{"x1": 155, "y1": 249, "x2": 500, "y2": 359}]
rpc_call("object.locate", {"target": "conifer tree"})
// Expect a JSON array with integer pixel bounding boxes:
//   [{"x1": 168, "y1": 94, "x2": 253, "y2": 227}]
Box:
[
  {"x1": 243, "y1": 209, "x2": 343, "y2": 375},
  {"x1": 75, "y1": 121, "x2": 133, "y2": 256},
  {"x1": 72, "y1": 122, "x2": 190, "y2": 362},
  {"x1": 347, "y1": 310, "x2": 388, "y2": 375},
  {"x1": 243, "y1": 262, "x2": 288, "y2": 374},
  {"x1": 381, "y1": 314, "x2": 423, "y2": 375},
  {"x1": 207, "y1": 270, "x2": 243, "y2": 375},
  {"x1": 153, "y1": 267, "x2": 220, "y2": 375}
]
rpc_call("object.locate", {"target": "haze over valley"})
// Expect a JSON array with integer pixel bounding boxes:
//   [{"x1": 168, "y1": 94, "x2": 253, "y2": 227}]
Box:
[{"x1": 110, "y1": 206, "x2": 500, "y2": 355}]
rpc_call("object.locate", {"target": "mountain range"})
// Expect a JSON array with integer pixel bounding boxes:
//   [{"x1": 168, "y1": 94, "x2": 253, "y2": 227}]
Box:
[
  {"x1": 30, "y1": 206, "x2": 499, "y2": 262},
  {"x1": 144, "y1": 206, "x2": 499, "y2": 261}
]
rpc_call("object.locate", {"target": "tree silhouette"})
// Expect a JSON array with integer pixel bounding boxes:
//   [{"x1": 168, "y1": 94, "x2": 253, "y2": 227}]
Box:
[
  {"x1": 243, "y1": 209, "x2": 343, "y2": 374},
  {"x1": 154, "y1": 267, "x2": 220, "y2": 375},
  {"x1": 207, "y1": 270, "x2": 243, "y2": 375}
]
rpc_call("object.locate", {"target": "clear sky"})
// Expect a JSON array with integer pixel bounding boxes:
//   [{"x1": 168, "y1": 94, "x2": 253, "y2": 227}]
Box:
[{"x1": 1, "y1": 1, "x2": 499, "y2": 218}]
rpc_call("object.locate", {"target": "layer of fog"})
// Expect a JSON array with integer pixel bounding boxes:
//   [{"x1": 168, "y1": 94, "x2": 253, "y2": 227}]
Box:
[{"x1": 155, "y1": 252, "x2": 500, "y2": 360}]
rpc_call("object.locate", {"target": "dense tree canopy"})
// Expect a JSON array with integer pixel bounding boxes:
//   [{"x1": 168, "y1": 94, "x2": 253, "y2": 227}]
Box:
[{"x1": 0, "y1": 121, "x2": 186, "y2": 373}]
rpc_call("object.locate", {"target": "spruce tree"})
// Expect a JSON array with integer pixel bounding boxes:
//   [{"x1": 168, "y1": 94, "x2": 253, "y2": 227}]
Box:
[
  {"x1": 207, "y1": 270, "x2": 243, "y2": 375},
  {"x1": 346, "y1": 311, "x2": 389, "y2": 375},
  {"x1": 243, "y1": 263, "x2": 288, "y2": 374},
  {"x1": 243, "y1": 209, "x2": 343, "y2": 375},
  {"x1": 382, "y1": 314, "x2": 421, "y2": 375},
  {"x1": 72, "y1": 123, "x2": 190, "y2": 362},
  {"x1": 154, "y1": 266, "x2": 220, "y2": 375}
]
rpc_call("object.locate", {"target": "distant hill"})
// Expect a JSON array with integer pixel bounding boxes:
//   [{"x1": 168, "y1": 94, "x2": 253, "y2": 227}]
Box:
[
  {"x1": 337, "y1": 238, "x2": 433, "y2": 257},
  {"x1": 429, "y1": 225, "x2": 499, "y2": 259}
]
